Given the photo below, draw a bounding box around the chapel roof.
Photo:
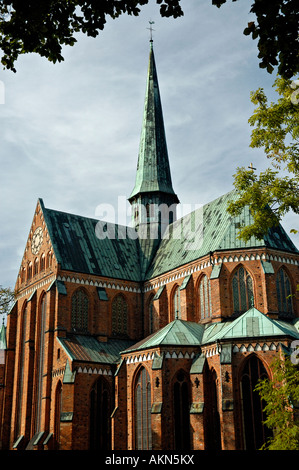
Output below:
[121,308,299,355]
[122,319,205,353]
[57,334,134,364]
[202,307,299,344]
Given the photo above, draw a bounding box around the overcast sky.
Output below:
[1,0,298,289]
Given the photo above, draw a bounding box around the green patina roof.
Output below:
[40,189,298,284]
[121,308,299,355]
[145,189,298,279]
[40,199,142,282]
[202,307,299,344]
[123,319,205,353]
[129,43,178,202]
[58,335,134,364]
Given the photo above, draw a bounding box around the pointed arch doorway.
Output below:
[240,355,272,450]
[89,377,111,450]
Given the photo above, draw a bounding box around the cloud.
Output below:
[0,0,298,288]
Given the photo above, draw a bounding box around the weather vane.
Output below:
[147,20,155,42]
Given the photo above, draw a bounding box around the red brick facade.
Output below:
[1,44,299,452]
[0,200,298,450]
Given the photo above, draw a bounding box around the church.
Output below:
[0,40,299,451]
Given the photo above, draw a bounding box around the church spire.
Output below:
[129,40,179,238]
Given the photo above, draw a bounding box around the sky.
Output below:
[1,0,298,290]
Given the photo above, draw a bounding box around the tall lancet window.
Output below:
[232,266,254,315]
[71,289,89,332]
[135,367,152,450]
[199,275,212,320]
[16,303,28,438]
[112,294,128,337]
[276,268,293,317]
[173,286,181,320]
[35,293,47,433]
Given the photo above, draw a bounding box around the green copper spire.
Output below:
[129,42,179,203]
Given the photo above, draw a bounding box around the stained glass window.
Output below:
[71,289,89,332]
[276,268,293,317]
[111,294,128,336]
[135,367,152,450]
[232,266,254,315]
[173,286,181,319]
[199,275,212,320]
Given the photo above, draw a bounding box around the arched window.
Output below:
[135,367,152,450]
[40,253,45,272]
[173,371,190,450]
[203,365,221,450]
[71,289,89,332]
[111,294,128,337]
[240,355,272,450]
[198,275,212,320]
[21,267,26,284]
[276,268,293,317]
[27,262,32,281]
[47,251,52,269]
[173,286,181,320]
[34,258,39,276]
[232,266,254,315]
[89,377,111,450]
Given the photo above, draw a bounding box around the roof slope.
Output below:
[145,190,298,279]
[122,309,299,355]
[202,307,299,344]
[58,335,134,364]
[40,199,142,282]
[123,319,205,353]
[39,189,297,283]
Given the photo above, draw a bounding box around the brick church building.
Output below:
[1,41,299,451]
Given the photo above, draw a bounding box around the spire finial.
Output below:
[147,20,155,43]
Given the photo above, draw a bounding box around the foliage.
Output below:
[255,354,299,450]
[0,285,15,316]
[0,1,298,76]
[213,0,299,78]
[0,0,183,72]
[227,75,299,241]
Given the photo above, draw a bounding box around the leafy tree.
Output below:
[213,0,299,78]
[0,285,15,317]
[0,1,298,76]
[255,354,299,450]
[227,75,299,241]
